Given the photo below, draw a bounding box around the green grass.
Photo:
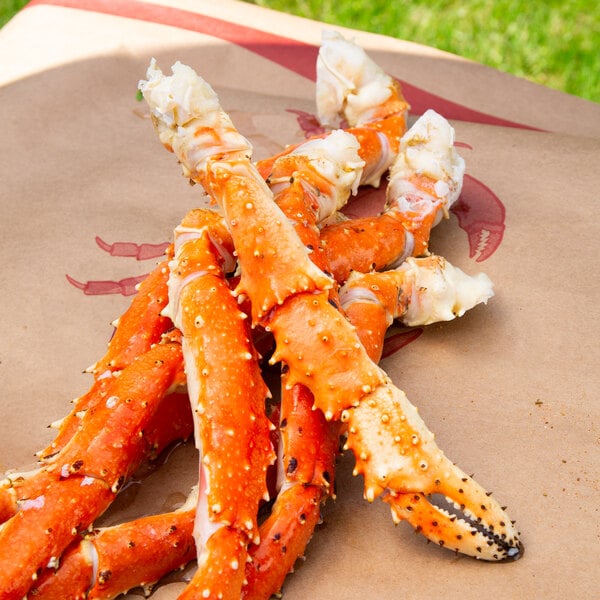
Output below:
[1,0,598,102]
[247,0,600,103]
[0,0,27,27]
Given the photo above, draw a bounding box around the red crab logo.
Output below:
[452,174,505,262]
[66,237,170,296]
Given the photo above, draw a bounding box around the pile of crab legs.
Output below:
[0,31,522,600]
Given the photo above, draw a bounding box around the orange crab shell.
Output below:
[266,291,386,421]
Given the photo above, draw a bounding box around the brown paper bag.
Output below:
[1,1,598,598]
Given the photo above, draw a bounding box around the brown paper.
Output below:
[1,1,598,598]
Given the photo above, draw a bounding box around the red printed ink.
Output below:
[382,329,423,359]
[65,274,148,296]
[95,237,169,261]
[285,109,328,137]
[451,175,505,262]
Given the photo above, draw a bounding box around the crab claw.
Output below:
[386,471,522,561]
[344,383,523,561]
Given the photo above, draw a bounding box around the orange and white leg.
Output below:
[163,209,275,600]
[0,247,188,524]
[193,100,491,597]
[38,253,174,463]
[242,135,359,598]
[0,385,192,529]
[140,63,333,323]
[340,255,494,362]
[27,487,197,600]
[242,380,339,600]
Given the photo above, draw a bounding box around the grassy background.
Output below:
[0,0,26,27]
[249,0,599,104]
[1,0,598,103]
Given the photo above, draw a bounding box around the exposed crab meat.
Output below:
[263,129,365,222]
[388,108,465,227]
[256,30,409,195]
[340,255,494,361]
[320,108,466,282]
[315,31,409,186]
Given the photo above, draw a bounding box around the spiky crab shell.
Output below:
[165,211,275,542]
[267,291,386,421]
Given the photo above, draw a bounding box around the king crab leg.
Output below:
[256,29,410,192]
[0,251,191,529]
[163,208,275,600]
[41,255,174,462]
[0,385,192,527]
[340,257,494,363]
[243,380,339,600]
[241,131,362,599]
[139,59,523,563]
[243,114,492,596]
[0,334,185,599]
[27,487,197,600]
